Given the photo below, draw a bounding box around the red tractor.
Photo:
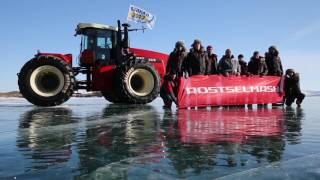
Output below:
[18,21,169,106]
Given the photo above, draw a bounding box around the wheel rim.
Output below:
[30,65,65,97]
[128,69,155,97]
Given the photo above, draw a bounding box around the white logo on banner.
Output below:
[127,4,156,29]
[186,86,279,95]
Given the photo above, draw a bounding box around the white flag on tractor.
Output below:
[127,4,156,29]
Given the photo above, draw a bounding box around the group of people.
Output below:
[160,39,305,108]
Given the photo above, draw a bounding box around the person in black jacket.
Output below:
[248,51,268,76]
[284,69,305,107]
[185,39,207,76]
[238,54,248,76]
[205,45,218,75]
[160,74,178,109]
[166,41,187,77]
[265,46,283,76]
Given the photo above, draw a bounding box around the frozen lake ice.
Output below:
[0,97,320,179]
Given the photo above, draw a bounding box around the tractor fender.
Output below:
[36,53,73,65]
[129,48,169,79]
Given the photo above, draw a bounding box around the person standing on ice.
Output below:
[218,49,240,76]
[284,69,305,107]
[166,41,187,77]
[248,51,268,76]
[185,39,207,76]
[160,74,178,109]
[265,46,283,76]
[205,45,218,75]
[231,55,241,76]
[238,54,248,76]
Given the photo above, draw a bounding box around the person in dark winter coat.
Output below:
[265,46,283,76]
[160,74,178,108]
[238,54,248,76]
[248,51,268,76]
[166,41,187,77]
[218,49,239,76]
[205,45,218,75]
[284,69,305,107]
[185,39,207,76]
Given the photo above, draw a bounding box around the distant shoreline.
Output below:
[0,91,22,98]
[0,91,102,98]
[1,91,319,98]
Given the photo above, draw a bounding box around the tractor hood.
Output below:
[129,48,168,62]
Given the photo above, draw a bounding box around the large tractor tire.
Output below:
[18,56,75,106]
[116,62,161,104]
[101,91,122,103]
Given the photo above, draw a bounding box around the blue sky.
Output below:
[1,0,319,91]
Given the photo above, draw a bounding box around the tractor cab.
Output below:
[75,23,118,66]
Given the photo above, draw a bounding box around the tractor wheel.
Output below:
[116,62,160,104]
[18,56,75,106]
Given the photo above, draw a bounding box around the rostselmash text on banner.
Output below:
[127,4,156,29]
[177,75,285,108]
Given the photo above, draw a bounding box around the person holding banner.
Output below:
[166,41,187,77]
[232,56,241,76]
[185,39,207,76]
[265,46,283,76]
[238,54,249,76]
[218,49,239,76]
[160,74,178,109]
[248,51,268,76]
[205,45,218,75]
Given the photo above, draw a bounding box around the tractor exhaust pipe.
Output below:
[116,20,122,65]
[122,23,130,49]
[116,20,131,65]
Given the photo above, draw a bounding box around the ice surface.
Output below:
[0,97,320,179]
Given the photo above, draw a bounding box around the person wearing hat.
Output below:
[185,39,207,76]
[248,51,268,76]
[238,54,248,76]
[218,49,240,76]
[265,46,283,76]
[284,69,305,107]
[205,45,218,75]
[166,41,187,77]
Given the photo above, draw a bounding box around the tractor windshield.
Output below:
[80,29,116,65]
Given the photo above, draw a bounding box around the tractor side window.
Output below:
[81,35,95,51]
[81,36,88,51]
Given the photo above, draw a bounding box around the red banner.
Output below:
[177,75,284,108]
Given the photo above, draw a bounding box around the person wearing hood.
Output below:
[185,39,208,76]
[205,45,218,75]
[218,49,240,76]
[238,54,248,76]
[248,51,268,76]
[284,69,305,107]
[265,46,283,76]
[166,41,187,77]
